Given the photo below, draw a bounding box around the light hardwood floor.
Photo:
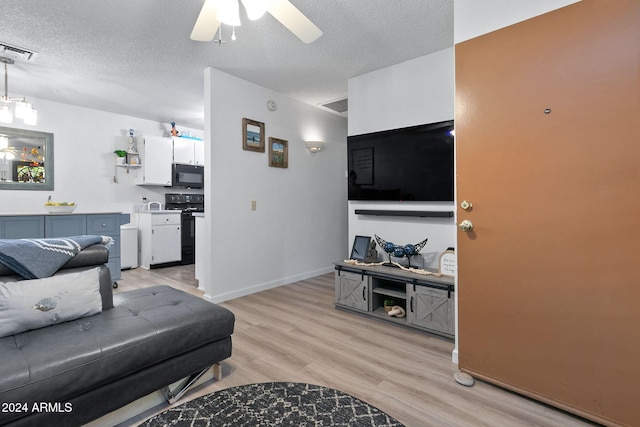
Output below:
[110,266,597,427]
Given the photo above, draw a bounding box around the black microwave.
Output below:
[171,163,204,189]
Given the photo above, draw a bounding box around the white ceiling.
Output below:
[1,0,453,129]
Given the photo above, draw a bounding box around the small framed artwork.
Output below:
[242,118,265,152]
[350,235,371,261]
[268,137,288,168]
[438,250,456,277]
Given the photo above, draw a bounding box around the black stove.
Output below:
[165,193,204,265]
[165,193,204,212]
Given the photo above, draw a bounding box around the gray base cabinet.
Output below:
[0,213,130,281]
[0,216,44,238]
[335,270,369,312]
[45,215,87,237]
[334,261,455,339]
[407,285,455,336]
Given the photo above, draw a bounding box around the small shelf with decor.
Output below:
[113,150,142,182]
[115,150,142,167]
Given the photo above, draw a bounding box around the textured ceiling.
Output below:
[0,0,453,129]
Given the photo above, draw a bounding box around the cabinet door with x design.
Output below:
[407,285,454,336]
[334,270,369,312]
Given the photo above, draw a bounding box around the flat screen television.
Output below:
[347,120,454,202]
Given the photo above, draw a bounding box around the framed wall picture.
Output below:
[438,250,456,277]
[350,235,371,261]
[268,137,288,168]
[242,118,265,152]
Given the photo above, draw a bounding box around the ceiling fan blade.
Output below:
[190,0,221,41]
[266,0,322,43]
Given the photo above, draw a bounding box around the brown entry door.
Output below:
[455,1,640,425]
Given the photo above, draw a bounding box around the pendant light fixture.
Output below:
[0,57,37,126]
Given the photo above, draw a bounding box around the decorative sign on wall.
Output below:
[439,250,456,277]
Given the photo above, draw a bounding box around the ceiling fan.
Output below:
[190,0,322,44]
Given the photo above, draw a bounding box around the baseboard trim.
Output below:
[204,266,334,303]
[451,347,459,364]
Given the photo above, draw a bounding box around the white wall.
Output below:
[348,48,455,137]
[347,47,456,265]
[0,97,201,217]
[454,0,582,44]
[202,68,348,302]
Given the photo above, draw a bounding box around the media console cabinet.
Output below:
[334,261,455,339]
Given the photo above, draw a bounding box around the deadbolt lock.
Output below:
[459,220,474,232]
[460,200,473,210]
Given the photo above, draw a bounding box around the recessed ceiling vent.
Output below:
[321,98,348,114]
[0,42,38,62]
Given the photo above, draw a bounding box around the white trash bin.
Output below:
[120,224,138,269]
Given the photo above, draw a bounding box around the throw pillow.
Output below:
[0,267,102,338]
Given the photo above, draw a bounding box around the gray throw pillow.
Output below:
[0,267,102,337]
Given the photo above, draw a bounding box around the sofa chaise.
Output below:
[0,240,235,426]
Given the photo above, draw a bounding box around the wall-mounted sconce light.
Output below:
[305,140,324,153]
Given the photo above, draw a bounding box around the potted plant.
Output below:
[383,299,395,312]
[114,149,127,164]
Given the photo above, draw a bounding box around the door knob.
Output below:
[460,200,472,210]
[459,220,474,232]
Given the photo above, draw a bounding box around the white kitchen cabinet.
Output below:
[138,212,181,269]
[173,137,205,166]
[136,136,173,186]
[173,137,194,164]
[194,139,205,165]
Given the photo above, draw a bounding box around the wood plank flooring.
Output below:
[107,266,597,427]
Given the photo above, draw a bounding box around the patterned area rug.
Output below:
[141,382,404,426]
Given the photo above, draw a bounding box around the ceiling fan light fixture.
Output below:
[217,0,242,27]
[191,0,321,44]
[241,0,268,20]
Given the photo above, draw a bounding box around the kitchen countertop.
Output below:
[0,211,129,216]
[137,210,181,214]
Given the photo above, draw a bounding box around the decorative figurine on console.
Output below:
[364,240,379,263]
[387,305,406,318]
[374,235,429,268]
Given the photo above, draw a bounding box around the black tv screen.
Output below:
[348,120,454,202]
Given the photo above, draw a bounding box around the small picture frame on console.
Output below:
[350,235,371,261]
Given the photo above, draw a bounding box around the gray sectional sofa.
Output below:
[0,243,235,426]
